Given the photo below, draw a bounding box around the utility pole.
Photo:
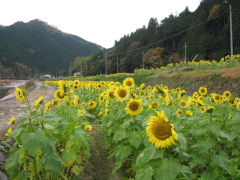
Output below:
[224,1,233,56]
[69,62,72,77]
[173,10,178,17]
[142,51,145,69]
[105,52,108,75]
[229,5,233,56]
[183,43,188,63]
[116,56,119,74]
[81,65,83,76]
[86,62,87,77]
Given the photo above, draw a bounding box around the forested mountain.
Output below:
[0,19,104,78]
[73,0,240,76]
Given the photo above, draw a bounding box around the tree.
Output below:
[143,47,165,69]
[207,5,220,20]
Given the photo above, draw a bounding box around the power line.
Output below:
[107,9,231,58]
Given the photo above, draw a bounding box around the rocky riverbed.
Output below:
[0,82,56,138]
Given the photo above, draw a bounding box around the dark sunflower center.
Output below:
[181,102,186,106]
[215,95,220,100]
[57,91,64,99]
[151,103,157,109]
[126,81,132,86]
[129,102,139,111]
[201,89,205,93]
[119,89,127,97]
[153,119,171,140]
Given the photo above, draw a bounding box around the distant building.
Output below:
[73,72,81,76]
[40,74,52,79]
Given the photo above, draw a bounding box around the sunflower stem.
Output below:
[33,156,39,180]
[26,98,34,132]
[132,116,136,131]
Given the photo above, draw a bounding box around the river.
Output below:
[0,80,28,99]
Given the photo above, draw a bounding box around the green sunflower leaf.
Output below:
[127,131,141,148]
[62,149,76,164]
[177,132,187,151]
[21,129,44,156]
[112,144,131,173]
[136,145,164,170]
[42,151,63,174]
[180,165,193,180]
[10,169,28,180]
[220,131,236,141]
[200,171,216,180]
[5,146,20,172]
[113,130,126,143]
[135,165,154,180]
[153,158,181,180]
[197,136,215,154]
[210,151,229,171]
[42,113,63,122]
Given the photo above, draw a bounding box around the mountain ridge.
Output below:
[0,19,104,78]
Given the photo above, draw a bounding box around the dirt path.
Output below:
[0,82,56,138]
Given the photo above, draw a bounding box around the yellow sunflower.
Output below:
[125,99,143,116]
[73,80,80,85]
[88,101,97,109]
[198,86,208,96]
[206,106,215,113]
[34,96,44,106]
[212,93,221,102]
[146,111,178,149]
[105,108,109,116]
[73,84,79,90]
[77,109,85,116]
[123,78,135,88]
[114,86,130,102]
[53,89,65,101]
[180,100,188,108]
[192,92,199,98]
[8,117,15,125]
[45,100,55,111]
[200,106,207,113]
[223,91,231,100]
[186,110,193,116]
[148,102,158,110]
[176,110,183,116]
[147,86,153,91]
[14,87,25,102]
[237,102,240,111]
[197,98,204,106]
[5,128,13,136]
[84,125,92,131]
[140,83,145,88]
[98,112,103,117]
[130,91,138,99]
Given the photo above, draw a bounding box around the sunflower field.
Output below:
[3,75,240,180]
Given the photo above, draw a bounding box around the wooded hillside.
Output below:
[73,0,240,76]
[0,19,104,78]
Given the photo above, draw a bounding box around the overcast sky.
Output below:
[1,0,200,48]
